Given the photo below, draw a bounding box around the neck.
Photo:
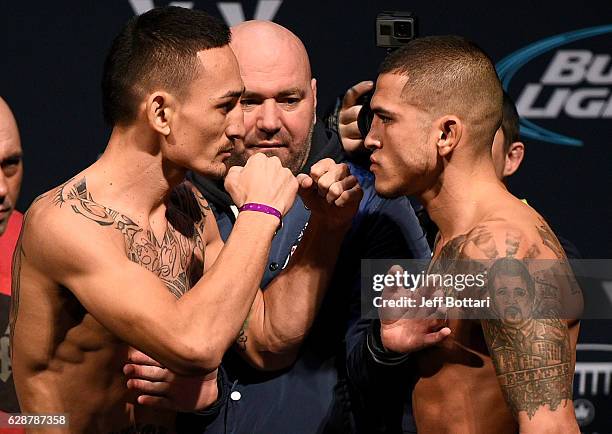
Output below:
[87,124,186,218]
[418,152,507,244]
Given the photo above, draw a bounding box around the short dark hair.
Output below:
[500,91,520,153]
[379,35,503,150]
[101,6,231,126]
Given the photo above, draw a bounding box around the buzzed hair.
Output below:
[102,6,231,126]
[501,91,520,153]
[379,35,503,150]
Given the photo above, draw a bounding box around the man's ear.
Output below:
[146,91,175,136]
[311,78,317,124]
[435,115,462,157]
[503,141,525,177]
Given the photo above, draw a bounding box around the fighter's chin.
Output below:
[191,161,229,180]
[373,178,404,199]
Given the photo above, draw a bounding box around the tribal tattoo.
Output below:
[54,178,207,298]
[433,223,576,420]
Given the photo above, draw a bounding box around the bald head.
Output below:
[0,97,23,235]
[231,21,311,79]
[225,21,317,175]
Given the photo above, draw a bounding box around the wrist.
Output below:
[235,209,281,234]
[367,320,412,365]
[238,202,283,234]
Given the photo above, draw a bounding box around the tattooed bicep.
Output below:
[481,255,579,420]
[482,316,573,420]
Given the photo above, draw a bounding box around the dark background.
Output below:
[1,1,610,431]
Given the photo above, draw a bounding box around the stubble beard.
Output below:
[224,124,313,175]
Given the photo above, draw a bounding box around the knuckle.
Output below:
[331,182,344,196]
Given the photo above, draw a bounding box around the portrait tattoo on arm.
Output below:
[477,225,574,420]
[434,223,576,420]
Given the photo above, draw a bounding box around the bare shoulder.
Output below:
[21,177,126,275]
[461,202,566,261]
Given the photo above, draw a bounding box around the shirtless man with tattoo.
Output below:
[365,36,582,433]
[10,7,361,433]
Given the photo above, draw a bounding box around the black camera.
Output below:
[375,11,418,48]
[357,12,418,138]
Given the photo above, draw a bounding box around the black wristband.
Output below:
[366,320,412,366]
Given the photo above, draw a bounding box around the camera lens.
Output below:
[393,21,413,39]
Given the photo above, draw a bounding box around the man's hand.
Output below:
[225,153,298,216]
[296,158,362,229]
[124,349,218,412]
[338,80,374,154]
[379,265,451,353]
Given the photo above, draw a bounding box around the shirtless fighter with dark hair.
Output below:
[365,35,582,433]
[10,7,361,433]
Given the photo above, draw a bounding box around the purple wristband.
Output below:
[238,202,282,221]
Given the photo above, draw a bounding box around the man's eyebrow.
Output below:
[276,88,305,98]
[217,88,245,100]
[3,151,22,159]
[372,107,397,118]
[0,151,23,163]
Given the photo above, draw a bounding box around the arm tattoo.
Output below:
[434,223,575,420]
[482,315,572,419]
[236,312,251,351]
[536,219,565,260]
[481,230,573,419]
[505,229,522,257]
[468,225,500,259]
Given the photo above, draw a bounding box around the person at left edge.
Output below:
[0,96,25,434]
[125,20,430,433]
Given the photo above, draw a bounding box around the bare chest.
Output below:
[117,214,205,298]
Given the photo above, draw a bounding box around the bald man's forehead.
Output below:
[230,21,312,79]
[0,100,20,155]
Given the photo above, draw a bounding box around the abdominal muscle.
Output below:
[14,305,176,434]
[411,319,517,434]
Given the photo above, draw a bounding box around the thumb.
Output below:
[422,327,452,347]
[296,173,313,189]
